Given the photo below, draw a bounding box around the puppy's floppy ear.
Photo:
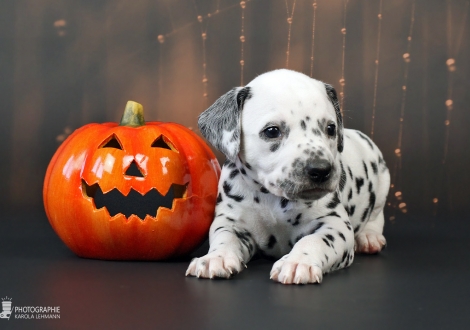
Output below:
[324,83,344,152]
[198,86,251,161]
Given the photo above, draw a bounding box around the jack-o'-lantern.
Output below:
[43,101,220,260]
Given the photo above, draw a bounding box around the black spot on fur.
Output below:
[341,250,348,263]
[229,169,240,179]
[267,235,277,249]
[240,168,247,175]
[223,181,245,202]
[216,193,222,205]
[324,254,329,262]
[227,204,233,209]
[355,177,364,194]
[327,192,341,209]
[348,166,353,180]
[292,213,302,226]
[224,160,237,168]
[371,161,378,174]
[280,198,289,208]
[310,222,325,234]
[245,162,252,170]
[214,226,224,233]
[322,238,331,247]
[338,232,346,241]
[348,188,353,201]
[325,234,335,243]
[226,217,235,222]
[270,143,280,152]
[363,161,369,179]
[234,229,254,255]
[260,186,269,194]
[346,205,356,216]
[254,196,260,203]
[339,162,347,191]
[369,181,373,192]
[357,131,374,149]
[327,211,341,218]
[300,120,307,130]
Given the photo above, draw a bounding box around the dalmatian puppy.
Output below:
[186,69,390,285]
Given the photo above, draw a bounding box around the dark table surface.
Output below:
[1,211,469,330]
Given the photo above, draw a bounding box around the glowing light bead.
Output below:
[240,1,246,9]
[395,191,402,197]
[202,77,208,83]
[445,120,450,126]
[203,93,208,97]
[378,14,382,19]
[446,58,456,71]
[445,99,453,110]
[403,53,410,63]
[240,60,245,65]
[313,2,317,9]
[395,148,401,156]
[157,35,165,44]
[240,35,245,42]
[341,28,346,34]
[375,59,379,65]
[287,17,293,24]
[408,36,412,41]
[339,78,345,86]
[402,85,407,91]
[201,33,207,40]
[433,198,439,204]
[197,15,203,23]
[399,202,406,209]
[54,19,67,27]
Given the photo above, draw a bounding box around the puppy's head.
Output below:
[198,69,344,200]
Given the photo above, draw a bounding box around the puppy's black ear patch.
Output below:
[324,83,344,152]
[198,87,251,161]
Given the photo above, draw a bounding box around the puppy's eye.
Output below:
[327,124,336,136]
[263,126,281,139]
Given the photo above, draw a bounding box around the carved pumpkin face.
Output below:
[43,101,220,260]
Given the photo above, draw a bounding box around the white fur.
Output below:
[186,69,390,285]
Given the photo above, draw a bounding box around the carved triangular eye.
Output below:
[125,160,145,178]
[100,134,123,150]
[151,136,172,150]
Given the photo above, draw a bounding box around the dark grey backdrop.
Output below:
[1,0,469,217]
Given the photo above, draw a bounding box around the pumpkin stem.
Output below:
[120,101,145,127]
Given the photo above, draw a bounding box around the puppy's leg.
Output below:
[270,216,354,285]
[186,220,254,279]
[355,210,386,254]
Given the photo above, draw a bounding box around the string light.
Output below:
[389,0,416,219]
[240,1,246,86]
[370,0,383,139]
[285,0,297,68]
[310,1,318,77]
[339,0,348,115]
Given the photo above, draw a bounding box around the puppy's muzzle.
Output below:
[306,160,332,184]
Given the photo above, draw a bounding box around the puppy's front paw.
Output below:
[185,251,246,279]
[270,254,323,285]
[355,230,386,254]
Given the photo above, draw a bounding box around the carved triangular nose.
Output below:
[125,160,145,177]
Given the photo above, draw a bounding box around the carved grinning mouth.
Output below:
[81,180,188,220]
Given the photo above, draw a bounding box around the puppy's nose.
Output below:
[306,160,332,183]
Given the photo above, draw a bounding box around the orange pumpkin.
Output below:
[43,101,220,260]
